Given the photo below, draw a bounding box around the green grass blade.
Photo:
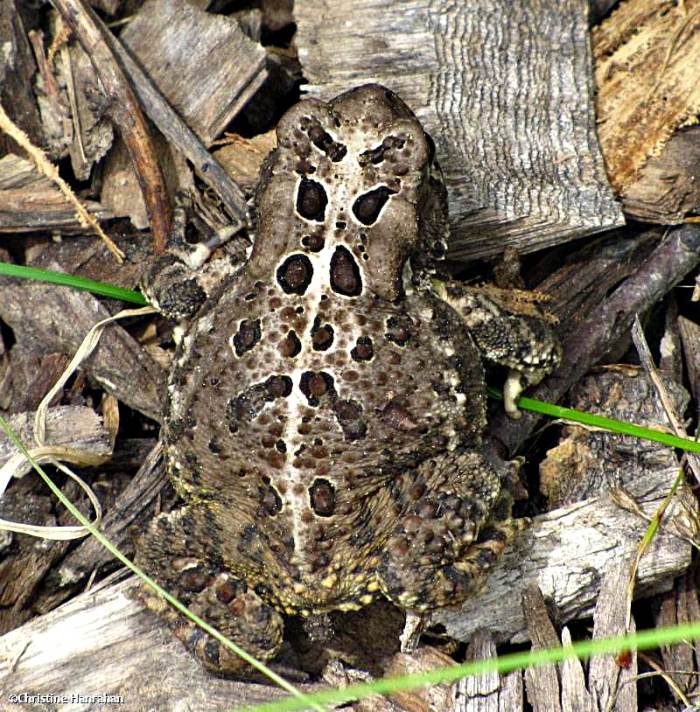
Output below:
[487,386,700,454]
[242,616,700,712]
[0,262,148,305]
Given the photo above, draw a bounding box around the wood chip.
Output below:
[212,131,277,194]
[429,464,696,645]
[539,366,688,507]
[0,268,165,422]
[384,647,456,712]
[619,127,700,223]
[0,0,43,156]
[593,0,700,193]
[678,317,700,403]
[0,577,322,709]
[560,628,594,712]
[588,560,637,711]
[522,584,561,712]
[120,0,268,146]
[0,406,110,469]
[458,630,524,711]
[0,154,111,233]
[655,566,700,702]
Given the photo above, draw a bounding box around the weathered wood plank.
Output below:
[593,0,700,194]
[0,577,315,711]
[0,406,110,469]
[460,630,524,711]
[0,267,165,422]
[523,584,561,712]
[0,155,111,233]
[588,560,637,711]
[296,0,623,260]
[618,127,700,224]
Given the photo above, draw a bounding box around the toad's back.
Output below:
[163,86,486,612]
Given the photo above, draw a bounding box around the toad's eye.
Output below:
[352,186,396,226]
[297,178,328,221]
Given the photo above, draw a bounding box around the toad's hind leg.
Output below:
[437,284,561,418]
[377,451,527,610]
[135,508,283,675]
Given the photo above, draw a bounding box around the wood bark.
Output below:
[618,127,700,224]
[0,1,44,158]
[587,560,637,711]
[655,566,700,703]
[459,630,524,711]
[489,224,700,458]
[0,155,111,233]
[593,0,700,194]
[523,584,562,712]
[101,9,254,229]
[295,0,623,260]
[0,406,109,469]
[120,0,268,147]
[52,0,172,254]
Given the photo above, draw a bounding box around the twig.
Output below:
[631,315,700,480]
[101,18,250,229]
[0,102,124,261]
[51,0,172,254]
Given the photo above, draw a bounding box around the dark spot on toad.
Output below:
[300,371,335,406]
[301,233,325,252]
[277,254,313,295]
[332,398,367,441]
[233,318,261,357]
[309,478,336,517]
[266,375,293,398]
[296,178,328,221]
[311,318,334,351]
[351,336,374,361]
[260,482,283,516]
[330,246,362,297]
[352,186,396,225]
[305,121,347,162]
[279,330,302,358]
[385,315,413,346]
[358,136,406,166]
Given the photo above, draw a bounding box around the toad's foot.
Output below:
[142,193,245,321]
[136,509,283,675]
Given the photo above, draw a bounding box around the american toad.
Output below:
[137,85,560,674]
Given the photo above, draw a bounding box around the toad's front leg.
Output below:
[436,283,561,418]
[142,194,247,321]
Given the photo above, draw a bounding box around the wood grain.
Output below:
[295,0,623,260]
[593,0,700,193]
[120,0,268,147]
